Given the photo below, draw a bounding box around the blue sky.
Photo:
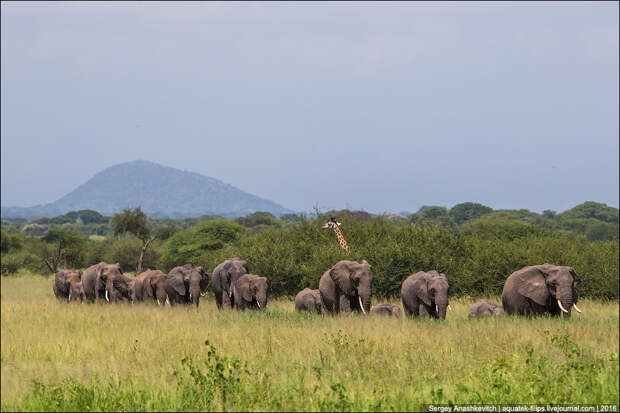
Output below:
[1,2,618,214]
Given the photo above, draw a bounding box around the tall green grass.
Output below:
[1,275,618,411]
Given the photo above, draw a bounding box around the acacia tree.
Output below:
[111,207,172,274]
[38,228,86,274]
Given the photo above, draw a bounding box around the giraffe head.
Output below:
[322,216,342,230]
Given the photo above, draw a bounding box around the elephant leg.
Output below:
[419,303,430,318]
[339,294,352,314]
[222,291,232,309]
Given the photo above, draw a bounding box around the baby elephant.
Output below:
[468,300,504,319]
[53,269,86,303]
[370,304,402,318]
[295,288,322,314]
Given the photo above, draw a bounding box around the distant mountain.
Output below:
[1,160,294,219]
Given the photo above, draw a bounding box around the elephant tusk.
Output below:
[358,296,367,315]
[572,303,582,313]
[201,291,208,297]
[229,290,233,297]
[435,304,439,313]
[256,300,261,309]
[105,290,110,302]
[448,304,452,310]
[557,299,569,313]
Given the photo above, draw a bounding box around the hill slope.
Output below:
[1,160,293,218]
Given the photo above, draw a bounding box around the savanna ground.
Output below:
[1,274,618,411]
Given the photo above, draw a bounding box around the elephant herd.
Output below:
[53,257,584,319]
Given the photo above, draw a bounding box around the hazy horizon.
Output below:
[2,2,618,214]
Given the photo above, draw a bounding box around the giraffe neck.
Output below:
[332,226,350,252]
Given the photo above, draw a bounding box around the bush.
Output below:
[0,251,40,274]
[103,238,161,273]
[159,219,245,271]
[196,216,618,299]
[1,230,22,252]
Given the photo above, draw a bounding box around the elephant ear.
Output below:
[197,267,209,292]
[240,277,254,302]
[55,271,69,295]
[515,266,549,306]
[412,275,431,306]
[143,278,155,298]
[329,262,355,296]
[167,274,186,296]
[569,268,582,286]
[239,259,249,274]
[569,267,581,301]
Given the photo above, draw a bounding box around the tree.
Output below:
[409,206,454,228]
[38,228,87,274]
[159,219,244,271]
[111,207,167,274]
[449,202,493,225]
[558,202,619,224]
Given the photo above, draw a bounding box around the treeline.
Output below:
[2,201,618,241]
[1,202,618,299]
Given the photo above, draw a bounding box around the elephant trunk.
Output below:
[256,292,267,310]
[190,287,200,308]
[357,287,371,315]
[435,294,449,319]
[557,287,573,319]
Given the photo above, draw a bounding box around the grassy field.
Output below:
[1,274,618,411]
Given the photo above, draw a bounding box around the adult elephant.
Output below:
[105,271,134,303]
[53,269,86,303]
[211,258,249,309]
[401,270,450,319]
[165,264,209,308]
[319,260,374,315]
[502,264,582,318]
[81,262,123,303]
[231,274,269,310]
[294,288,322,314]
[370,303,402,318]
[468,300,504,319]
[132,269,167,305]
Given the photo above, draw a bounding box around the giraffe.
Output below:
[322,216,350,253]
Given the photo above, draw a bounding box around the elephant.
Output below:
[468,300,504,319]
[81,262,123,303]
[231,274,269,310]
[294,288,322,314]
[53,269,86,303]
[131,269,167,305]
[370,303,402,318]
[401,270,450,319]
[165,264,209,307]
[211,258,249,309]
[502,263,582,318]
[105,271,134,303]
[319,260,374,315]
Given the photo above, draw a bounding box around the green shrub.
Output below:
[1,230,23,252]
[159,219,244,271]
[102,238,161,273]
[196,216,618,299]
[0,251,40,274]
